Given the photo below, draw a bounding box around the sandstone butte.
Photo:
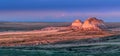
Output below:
[71,19,83,29]
[71,17,107,31]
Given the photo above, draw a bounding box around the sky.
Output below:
[0,0,120,22]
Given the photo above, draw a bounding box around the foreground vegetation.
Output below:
[1,45,120,56]
[0,34,120,56]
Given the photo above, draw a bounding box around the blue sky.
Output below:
[0,0,120,22]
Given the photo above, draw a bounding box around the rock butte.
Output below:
[71,19,83,29]
[41,17,107,31]
[71,17,107,31]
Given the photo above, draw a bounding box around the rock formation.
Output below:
[71,17,107,31]
[71,19,83,30]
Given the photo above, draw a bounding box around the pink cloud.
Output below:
[0,10,120,18]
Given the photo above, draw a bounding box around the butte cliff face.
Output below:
[71,19,83,30]
[71,17,107,31]
[71,19,83,27]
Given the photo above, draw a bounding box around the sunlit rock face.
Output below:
[71,19,83,29]
[71,17,107,31]
[82,17,106,31]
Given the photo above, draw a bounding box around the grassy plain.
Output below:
[0,22,120,56]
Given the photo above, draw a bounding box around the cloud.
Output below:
[0,10,120,18]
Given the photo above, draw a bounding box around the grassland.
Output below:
[1,42,120,56]
[0,31,120,56]
[0,22,120,56]
[0,22,70,31]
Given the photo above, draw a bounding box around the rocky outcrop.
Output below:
[71,19,83,30]
[81,17,106,31]
[71,17,107,31]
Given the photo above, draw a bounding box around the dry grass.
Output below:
[0,22,119,47]
[0,30,114,47]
